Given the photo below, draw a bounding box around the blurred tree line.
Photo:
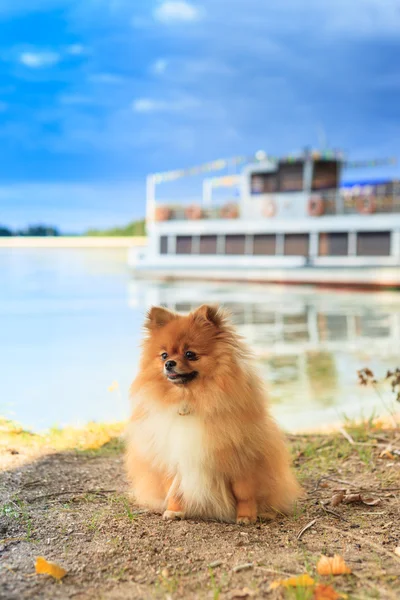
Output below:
[85,219,146,237]
[0,219,146,237]
[0,225,60,236]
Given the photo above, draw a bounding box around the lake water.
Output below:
[1,247,399,433]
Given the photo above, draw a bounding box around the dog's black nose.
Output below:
[165,360,176,371]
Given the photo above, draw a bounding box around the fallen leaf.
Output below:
[107,381,119,392]
[360,496,381,506]
[342,493,361,504]
[314,583,347,599]
[269,573,315,589]
[317,555,351,576]
[380,447,395,460]
[35,557,67,580]
[314,584,339,600]
[340,493,381,507]
[331,491,345,507]
[394,547,400,558]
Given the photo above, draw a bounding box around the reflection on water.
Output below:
[129,280,400,431]
[1,248,399,432]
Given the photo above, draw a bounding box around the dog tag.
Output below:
[178,402,191,416]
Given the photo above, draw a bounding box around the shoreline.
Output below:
[0,236,147,248]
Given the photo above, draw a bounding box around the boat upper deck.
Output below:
[149,153,400,224]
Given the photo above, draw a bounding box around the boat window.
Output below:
[356,231,391,256]
[284,234,309,256]
[312,160,339,191]
[250,172,277,194]
[160,236,168,254]
[277,161,304,192]
[199,235,217,254]
[253,234,276,255]
[176,236,192,254]
[319,233,348,256]
[225,235,246,255]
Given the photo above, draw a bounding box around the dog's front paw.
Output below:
[162,510,185,521]
[236,516,256,525]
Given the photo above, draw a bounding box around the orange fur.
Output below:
[125,304,302,523]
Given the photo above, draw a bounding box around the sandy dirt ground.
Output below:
[0,423,399,600]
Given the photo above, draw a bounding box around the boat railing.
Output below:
[153,185,400,221]
[155,202,240,222]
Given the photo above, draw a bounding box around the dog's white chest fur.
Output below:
[133,402,210,505]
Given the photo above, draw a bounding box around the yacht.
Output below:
[128,151,400,288]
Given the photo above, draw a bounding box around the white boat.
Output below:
[128,151,400,288]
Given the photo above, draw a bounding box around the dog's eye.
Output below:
[161,352,168,360]
[185,351,196,360]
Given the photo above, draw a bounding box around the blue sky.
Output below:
[0,0,400,232]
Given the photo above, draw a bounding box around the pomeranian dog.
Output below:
[125,304,301,524]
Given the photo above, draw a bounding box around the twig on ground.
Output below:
[296,518,317,540]
[254,566,294,577]
[319,501,348,521]
[232,563,253,573]
[339,428,355,445]
[309,476,357,493]
[319,523,400,563]
[26,489,117,502]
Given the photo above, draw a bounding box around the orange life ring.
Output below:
[155,206,171,221]
[263,199,276,218]
[220,203,239,218]
[356,195,376,214]
[308,196,324,216]
[185,204,202,219]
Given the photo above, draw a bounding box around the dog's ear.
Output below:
[190,304,226,328]
[144,306,177,330]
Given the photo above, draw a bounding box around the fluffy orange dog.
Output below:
[125,304,301,523]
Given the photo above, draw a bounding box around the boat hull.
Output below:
[128,262,400,289]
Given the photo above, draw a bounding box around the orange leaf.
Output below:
[35,557,67,580]
[269,573,315,589]
[314,584,339,599]
[379,447,395,460]
[317,555,351,576]
[313,583,348,599]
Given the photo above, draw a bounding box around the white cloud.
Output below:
[151,59,168,75]
[19,51,60,68]
[66,44,85,55]
[324,0,400,37]
[153,1,203,24]
[132,96,199,113]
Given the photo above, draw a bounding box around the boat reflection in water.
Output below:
[128,280,400,432]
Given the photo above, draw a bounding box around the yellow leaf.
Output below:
[317,555,351,576]
[35,556,67,580]
[269,573,315,589]
[107,381,119,392]
[269,580,281,590]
